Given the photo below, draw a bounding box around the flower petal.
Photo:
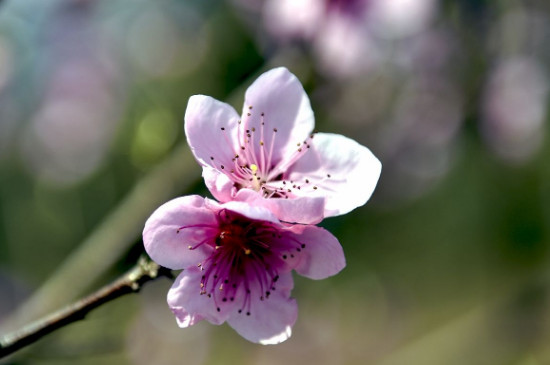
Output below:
[242,67,314,168]
[184,95,241,171]
[288,224,345,280]
[227,272,297,344]
[213,198,282,225]
[286,132,381,217]
[168,267,236,327]
[202,166,236,203]
[234,188,326,224]
[143,195,217,270]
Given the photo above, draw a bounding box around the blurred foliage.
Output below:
[1,0,550,364]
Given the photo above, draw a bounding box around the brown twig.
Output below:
[0,257,172,359]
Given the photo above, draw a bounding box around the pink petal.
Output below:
[234,188,326,224]
[242,67,314,169]
[214,198,282,225]
[184,95,241,172]
[226,272,297,344]
[287,132,381,217]
[143,195,217,270]
[202,166,236,203]
[168,267,236,327]
[288,224,345,280]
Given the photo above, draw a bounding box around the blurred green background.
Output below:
[1,0,550,364]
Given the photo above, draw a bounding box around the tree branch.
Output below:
[0,257,172,359]
[3,142,199,334]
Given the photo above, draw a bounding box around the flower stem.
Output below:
[0,257,172,359]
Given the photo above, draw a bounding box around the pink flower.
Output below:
[185,67,381,224]
[143,195,345,344]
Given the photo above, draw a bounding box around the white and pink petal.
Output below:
[202,166,236,203]
[143,195,217,270]
[233,188,326,224]
[288,224,345,280]
[218,199,282,225]
[242,68,315,168]
[286,132,381,217]
[168,267,237,327]
[185,95,241,171]
[226,272,297,344]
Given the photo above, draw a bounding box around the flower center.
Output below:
[179,209,306,315]
[214,108,315,198]
[215,224,252,255]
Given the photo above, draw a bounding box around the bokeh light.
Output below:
[1,0,550,364]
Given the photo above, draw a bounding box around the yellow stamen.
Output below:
[250,164,261,191]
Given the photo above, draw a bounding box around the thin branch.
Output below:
[3,142,199,333]
[0,257,172,359]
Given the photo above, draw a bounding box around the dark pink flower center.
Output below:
[179,209,306,315]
